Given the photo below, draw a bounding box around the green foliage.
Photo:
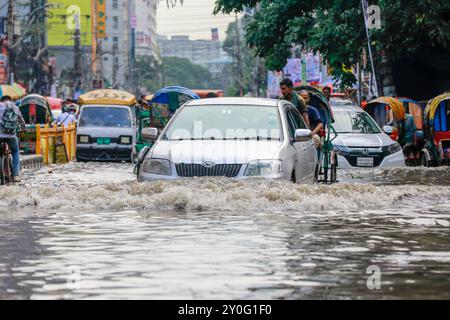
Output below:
[161,56,216,90]
[214,0,450,87]
[222,18,261,96]
[135,55,162,93]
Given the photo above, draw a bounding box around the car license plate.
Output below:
[357,157,374,167]
[97,137,111,145]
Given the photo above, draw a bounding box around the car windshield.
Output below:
[333,110,381,134]
[162,105,282,141]
[79,106,131,128]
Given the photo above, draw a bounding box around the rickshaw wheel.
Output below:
[331,164,337,183]
[0,157,4,185]
[322,154,329,183]
[420,153,430,167]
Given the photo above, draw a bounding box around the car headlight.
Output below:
[120,136,132,145]
[142,159,172,175]
[244,160,282,177]
[384,143,402,155]
[333,145,351,156]
[78,135,90,144]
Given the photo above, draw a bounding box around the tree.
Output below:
[222,17,265,96]
[214,0,450,97]
[135,55,163,93]
[161,56,216,90]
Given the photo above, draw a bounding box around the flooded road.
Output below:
[1,163,449,299]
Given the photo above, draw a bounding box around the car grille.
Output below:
[175,163,242,177]
[344,155,385,167]
[343,147,389,167]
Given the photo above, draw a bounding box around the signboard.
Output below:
[211,28,219,41]
[47,0,92,46]
[306,53,321,82]
[283,58,302,85]
[267,71,283,98]
[96,0,106,39]
[92,80,103,89]
[130,15,137,29]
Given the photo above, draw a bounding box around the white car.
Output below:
[137,97,318,183]
[330,98,355,107]
[332,105,405,168]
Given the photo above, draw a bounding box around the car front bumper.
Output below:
[337,150,405,169]
[137,163,288,182]
[77,144,133,162]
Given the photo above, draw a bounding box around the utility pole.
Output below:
[73,12,82,94]
[361,0,379,97]
[112,43,118,88]
[234,14,244,97]
[130,0,137,95]
[7,0,14,84]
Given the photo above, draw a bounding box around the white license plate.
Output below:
[357,157,374,167]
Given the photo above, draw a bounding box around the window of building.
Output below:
[113,16,119,29]
[113,0,118,9]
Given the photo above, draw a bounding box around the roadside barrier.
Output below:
[35,123,77,165]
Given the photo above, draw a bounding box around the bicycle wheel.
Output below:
[6,155,13,184]
[0,155,5,185]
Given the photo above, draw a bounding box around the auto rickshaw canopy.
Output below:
[19,94,54,124]
[366,97,405,121]
[425,92,450,121]
[78,89,137,106]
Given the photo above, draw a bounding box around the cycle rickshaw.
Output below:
[295,85,338,184]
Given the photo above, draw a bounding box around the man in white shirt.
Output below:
[55,104,77,127]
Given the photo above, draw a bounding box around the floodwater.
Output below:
[0,162,449,299]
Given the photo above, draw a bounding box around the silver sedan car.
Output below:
[332,105,406,168]
[136,98,318,184]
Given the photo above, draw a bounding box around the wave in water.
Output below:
[1,178,449,213]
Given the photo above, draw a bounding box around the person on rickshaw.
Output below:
[398,113,417,160]
[280,78,310,128]
[322,86,332,102]
[299,90,324,149]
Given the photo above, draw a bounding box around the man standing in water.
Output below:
[280,78,310,128]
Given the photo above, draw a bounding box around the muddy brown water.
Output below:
[0,163,449,299]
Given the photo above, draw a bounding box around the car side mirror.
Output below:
[383,125,394,135]
[295,129,312,142]
[142,127,158,140]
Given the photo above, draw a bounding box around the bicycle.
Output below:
[0,139,14,185]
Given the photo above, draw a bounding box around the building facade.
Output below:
[134,0,158,57]
[157,35,230,75]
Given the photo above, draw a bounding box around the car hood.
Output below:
[150,140,284,164]
[333,133,395,148]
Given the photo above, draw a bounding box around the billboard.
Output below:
[267,71,283,98]
[47,0,92,46]
[306,53,321,82]
[283,58,302,85]
[96,0,106,39]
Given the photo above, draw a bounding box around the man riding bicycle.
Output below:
[0,95,27,182]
